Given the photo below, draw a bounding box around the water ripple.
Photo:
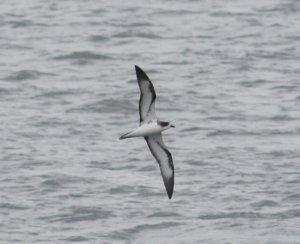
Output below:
[111,222,181,241]
[53,51,112,63]
[2,70,55,81]
[40,206,115,223]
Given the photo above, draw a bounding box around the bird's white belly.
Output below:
[131,122,163,137]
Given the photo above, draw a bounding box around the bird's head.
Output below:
[158,121,175,130]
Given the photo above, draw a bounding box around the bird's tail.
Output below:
[119,130,134,140]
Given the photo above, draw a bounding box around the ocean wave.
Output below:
[53,51,112,62]
[39,206,115,223]
[2,70,55,81]
[0,203,30,210]
[111,222,181,241]
[88,35,109,42]
[67,98,136,114]
[113,31,162,39]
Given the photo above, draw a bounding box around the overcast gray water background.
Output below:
[1,0,300,243]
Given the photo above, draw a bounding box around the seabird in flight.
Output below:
[120,65,175,199]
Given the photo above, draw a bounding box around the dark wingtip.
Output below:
[135,65,141,71]
[165,176,174,200]
[135,65,150,81]
[135,65,141,74]
[167,188,173,199]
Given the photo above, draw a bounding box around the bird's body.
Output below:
[120,121,172,139]
[120,65,175,199]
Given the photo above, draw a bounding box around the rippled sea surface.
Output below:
[1,0,300,243]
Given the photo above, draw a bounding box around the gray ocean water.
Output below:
[1,0,300,243]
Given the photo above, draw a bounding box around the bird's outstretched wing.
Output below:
[135,65,157,124]
[145,133,174,199]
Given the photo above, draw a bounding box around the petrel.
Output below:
[120,65,175,199]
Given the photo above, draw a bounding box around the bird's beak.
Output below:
[171,124,175,128]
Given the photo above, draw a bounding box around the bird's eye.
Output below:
[158,121,169,127]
